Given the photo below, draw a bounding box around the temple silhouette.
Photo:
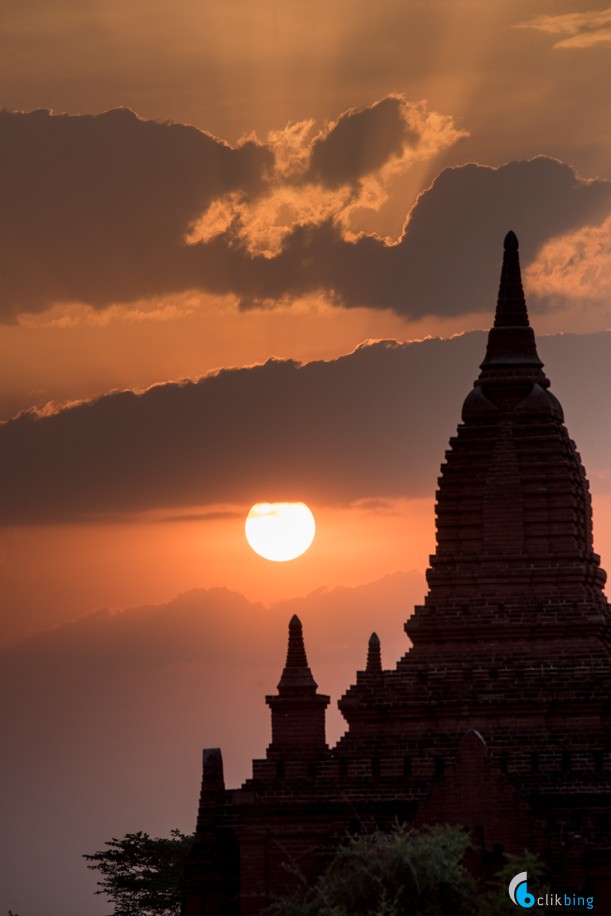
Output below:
[183,233,611,913]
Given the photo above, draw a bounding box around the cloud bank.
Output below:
[2,330,611,524]
[3,102,611,320]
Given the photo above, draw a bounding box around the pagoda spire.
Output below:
[410,228,606,646]
[494,230,529,328]
[266,615,330,759]
[366,632,382,674]
[478,230,545,387]
[277,614,318,695]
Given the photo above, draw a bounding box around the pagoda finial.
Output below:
[285,614,308,668]
[366,632,382,674]
[277,614,318,694]
[504,230,518,251]
[477,231,545,384]
[494,230,529,329]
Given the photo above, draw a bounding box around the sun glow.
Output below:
[245,502,316,562]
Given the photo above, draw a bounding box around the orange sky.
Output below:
[3,2,611,914]
[0,499,434,644]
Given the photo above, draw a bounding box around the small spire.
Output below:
[266,615,330,755]
[277,614,318,694]
[284,614,309,668]
[494,230,529,328]
[199,747,225,813]
[202,748,225,793]
[196,747,226,836]
[366,632,382,674]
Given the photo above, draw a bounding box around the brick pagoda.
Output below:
[183,232,611,914]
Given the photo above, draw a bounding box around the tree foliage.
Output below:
[83,822,545,916]
[83,829,193,916]
[270,823,545,916]
[271,823,479,916]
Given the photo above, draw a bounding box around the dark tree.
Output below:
[84,829,193,916]
[270,823,545,916]
[271,823,480,916]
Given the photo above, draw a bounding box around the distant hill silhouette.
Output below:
[0,571,424,916]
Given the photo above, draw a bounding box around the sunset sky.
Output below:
[3,2,611,914]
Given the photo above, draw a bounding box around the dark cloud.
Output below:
[3,103,609,320]
[0,337,476,522]
[0,572,424,916]
[0,107,271,318]
[2,330,611,524]
[394,157,611,315]
[212,157,611,314]
[306,96,416,186]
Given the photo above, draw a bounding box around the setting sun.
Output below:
[245,502,316,562]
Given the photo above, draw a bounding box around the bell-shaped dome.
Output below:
[407,232,607,644]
